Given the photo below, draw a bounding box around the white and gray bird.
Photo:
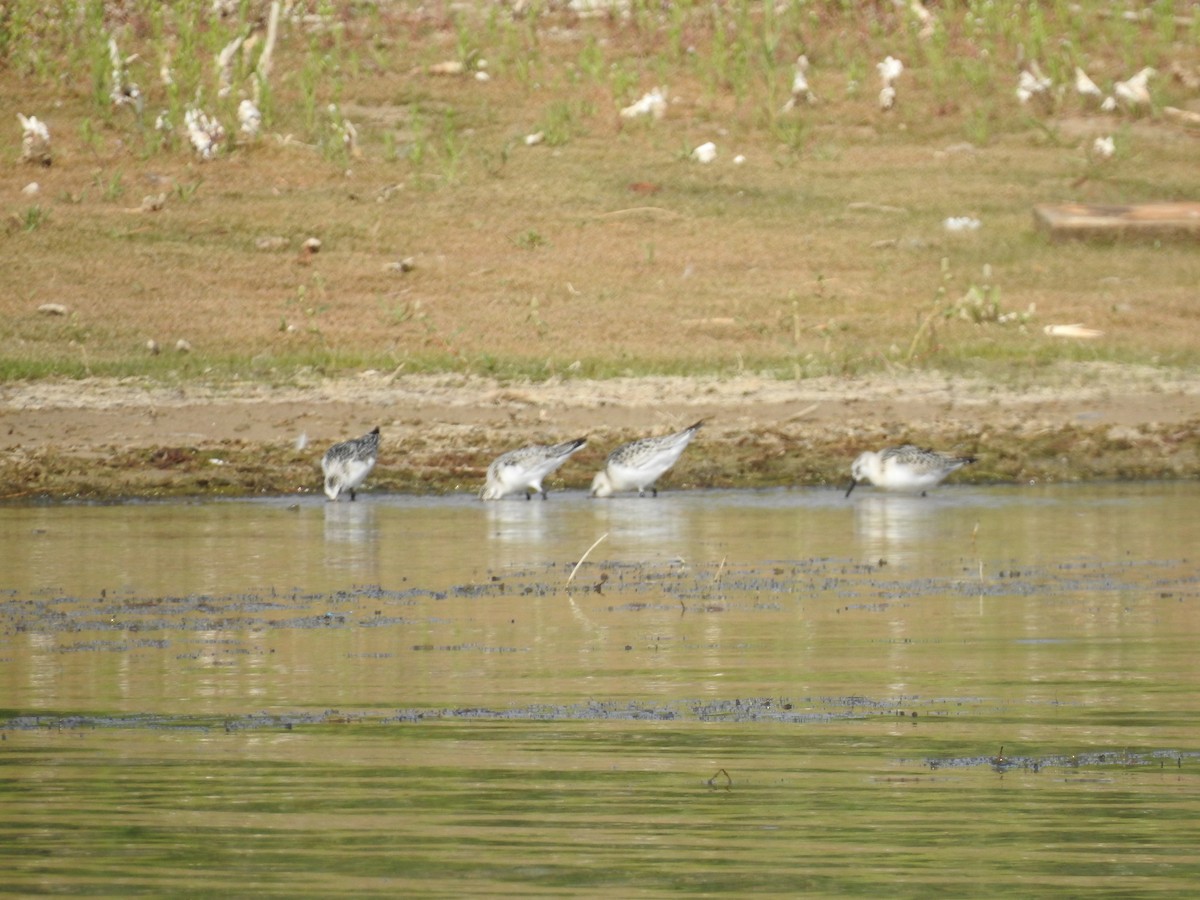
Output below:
[322,426,380,501]
[591,420,704,498]
[481,437,587,501]
[846,444,976,497]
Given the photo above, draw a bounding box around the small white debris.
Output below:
[216,34,244,98]
[691,141,717,163]
[384,257,416,273]
[909,0,936,40]
[937,142,977,157]
[524,131,544,146]
[107,37,143,111]
[1114,67,1155,108]
[38,303,69,316]
[1170,61,1200,92]
[376,183,403,203]
[208,458,227,466]
[620,87,668,120]
[1164,106,1200,127]
[1074,66,1102,98]
[154,110,171,135]
[256,235,288,251]
[733,154,746,165]
[238,99,262,138]
[878,56,904,86]
[792,55,811,89]
[944,216,981,232]
[341,119,359,156]
[1044,324,1103,339]
[1100,96,1118,113]
[22,182,39,196]
[146,339,161,355]
[1092,135,1115,159]
[781,56,815,111]
[295,432,309,452]
[848,201,909,214]
[428,60,465,76]
[877,56,903,110]
[568,0,630,17]
[302,236,322,254]
[175,338,192,353]
[326,105,359,157]
[18,113,51,165]
[184,107,225,160]
[1016,63,1052,104]
[140,193,167,212]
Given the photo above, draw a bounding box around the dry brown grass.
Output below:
[2,2,1199,384]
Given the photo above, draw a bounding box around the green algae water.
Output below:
[2,484,1199,896]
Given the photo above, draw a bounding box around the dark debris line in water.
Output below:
[4,704,1198,774]
[915,748,1198,774]
[1,695,919,731]
[3,556,1197,640]
[4,555,1198,773]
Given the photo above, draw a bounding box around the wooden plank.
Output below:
[1034,202,1200,241]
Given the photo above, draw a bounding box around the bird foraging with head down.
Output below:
[481,437,587,500]
[846,444,976,497]
[322,426,381,501]
[591,420,705,498]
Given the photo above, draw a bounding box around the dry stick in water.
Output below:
[707,768,732,789]
[566,533,608,588]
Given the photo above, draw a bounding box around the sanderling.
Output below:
[846,444,976,497]
[481,437,587,501]
[322,426,380,501]
[591,420,704,498]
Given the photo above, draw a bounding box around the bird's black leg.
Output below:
[540,490,548,500]
[651,487,658,498]
[350,489,357,501]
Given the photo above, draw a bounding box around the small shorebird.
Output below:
[481,438,587,500]
[591,420,704,498]
[322,426,380,501]
[845,444,976,497]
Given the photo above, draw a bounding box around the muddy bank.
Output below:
[2,366,1199,499]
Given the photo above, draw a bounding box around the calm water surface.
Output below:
[2,484,1199,896]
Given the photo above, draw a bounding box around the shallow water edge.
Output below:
[3,484,1199,896]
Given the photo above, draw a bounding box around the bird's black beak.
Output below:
[844,478,858,498]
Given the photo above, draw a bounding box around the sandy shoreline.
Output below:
[3,365,1199,499]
